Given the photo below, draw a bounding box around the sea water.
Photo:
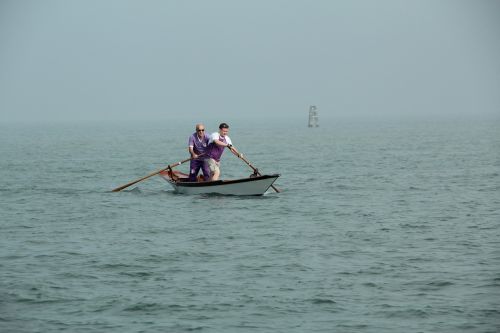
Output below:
[1,116,499,332]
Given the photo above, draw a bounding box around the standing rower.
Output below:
[206,122,241,181]
[187,123,210,182]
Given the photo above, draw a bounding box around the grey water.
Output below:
[1,116,499,332]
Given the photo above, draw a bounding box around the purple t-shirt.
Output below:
[188,132,210,157]
[207,132,232,162]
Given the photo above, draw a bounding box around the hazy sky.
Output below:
[1,0,499,122]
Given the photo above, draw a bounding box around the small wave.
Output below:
[438,216,458,221]
[0,255,28,260]
[379,303,396,308]
[386,308,429,318]
[57,272,98,279]
[120,271,154,278]
[233,324,264,329]
[139,254,174,263]
[16,295,84,305]
[477,185,500,192]
[97,263,147,270]
[309,298,337,304]
[59,251,84,256]
[427,281,454,287]
[186,327,206,331]
[9,187,95,196]
[415,280,454,291]
[33,253,55,258]
[282,262,312,271]
[407,257,433,262]
[399,223,431,229]
[88,299,121,313]
[123,302,215,313]
[336,323,369,330]
[477,309,500,317]
[16,298,61,304]
[123,302,163,312]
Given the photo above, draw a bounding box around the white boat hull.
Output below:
[159,171,279,196]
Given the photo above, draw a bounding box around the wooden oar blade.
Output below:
[111,157,192,192]
[111,169,164,192]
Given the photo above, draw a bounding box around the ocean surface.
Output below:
[1,116,499,332]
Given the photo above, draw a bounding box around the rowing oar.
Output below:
[111,157,192,192]
[229,147,281,193]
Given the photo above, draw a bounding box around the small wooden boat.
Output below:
[159,169,280,196]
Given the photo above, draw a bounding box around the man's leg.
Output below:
[201,159,211,181]
[189,159,201,182]
[207,159,220,181]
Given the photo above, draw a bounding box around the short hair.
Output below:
[219,123,229,129]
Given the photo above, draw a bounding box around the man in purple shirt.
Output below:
[206,122,242,181]
[188,123,210,182]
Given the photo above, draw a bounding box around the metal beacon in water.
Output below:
[308,105,319,127]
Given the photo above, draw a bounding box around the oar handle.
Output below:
[229,147,281,193]
[239,155,258,173]
[111,157,192,192]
